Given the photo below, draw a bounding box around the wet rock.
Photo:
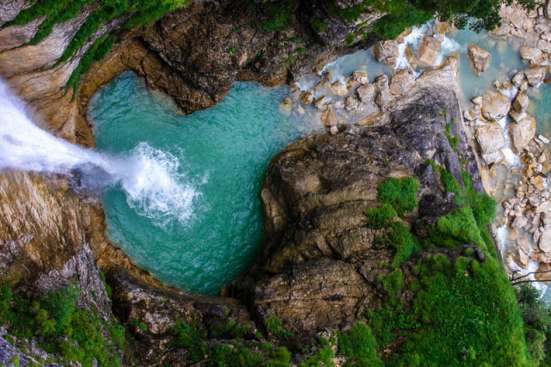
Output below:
[373,40,399,66]
[300,91,314,104]
[417,36,441,67]
[389,69,415,96]
[512,91,529,112]
[519,46,545,66]
[481,90,511,121]
[524,66,547,87]
[351,70,369,84]
[331,80,348,96]
[374,74,392,109]
[321,106,338,128]
[314,95,332,110]
[510,114,536,152]
[467,44,492,74]
[476,123,506,164]
[345,95,360,111]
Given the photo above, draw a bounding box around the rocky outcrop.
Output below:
[468,44,491,74]
[238,83,479,334]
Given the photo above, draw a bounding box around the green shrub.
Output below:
[377,177,419,217]
[430,207,485,249]
[265,314,292,339]
[171,321,208,363]
[338,321,383,367]
[382,269,403,300]
[379,222,420,268]
[299,341,335,367]
[365,203,397,229]
[209,344,263,367]
[260,0,294,32]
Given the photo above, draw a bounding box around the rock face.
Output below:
[467,44,491,74]
[243,84,480,334]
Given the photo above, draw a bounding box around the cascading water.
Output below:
[0,80,197,226]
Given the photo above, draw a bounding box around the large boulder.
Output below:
[417,36,441,67]
[509,114,536,152]
[482,90,511,121]
[476,123,506,164]
[467,44,491,74]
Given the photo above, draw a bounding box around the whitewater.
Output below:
[0,80,197,226]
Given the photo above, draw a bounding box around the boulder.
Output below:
[481,90,511,121]
[300,91,314,104]
[519,46,545,66]
[467,44,491,74]
[417,36,441,67]
[321,106,338,128]
[524,67,547,87]
[373,40,400,66]
[331,80,348,96]
[476,123,506,164]
[357,83,376,103]
[539,228,551,253]
[512,91,529,112]
[509,115,536,153]
[389,69,415,96]
[537,39,551,54]
[351,70,369,84]
[547,0,551,19]
[344,95,360,111]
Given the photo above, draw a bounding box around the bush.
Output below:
[338,322,383,367]
[265,314,292,339]
[377,177,419,217]
[171,321,208,363]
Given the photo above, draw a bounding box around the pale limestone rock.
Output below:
[330,80,348,96]
[417,36,441,67]
[356,83,376,103]
[314,95,331,110]
[537,39,551,54]
[476,123,506,164]
[351,70,369,84]
[520,46,545,65]
[321,106,338,128]
[512,91,529,112]
[372,40,399,66]
[389,69,415,96]
[481,90,511,121]
[467,44,491,74]
[539,228,551,252]
[300,91,314,104]
[524,66,547,87]
[344,95,359,111]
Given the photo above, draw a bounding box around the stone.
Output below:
[417,36,441,67]
[547,0,551,19]
[344,95,360,111]
[537,39,551,54]
[512,72,525,87]
[512,91,529,112]
[467,44,491,74]
[539,228,551,252]
[509,114,537,153]
[520,46,545,65]
[476,123,506,164]
[300,91,314,104]
[351,70,369,84]
[531,175,547,191]
[330,80,348,96]
[481,90,511,121]
[356,83,376,103]
[524,67,547,87]
[280,97,293,112]
[389,69,415,96]
[314,95,331,110]
[472,96,483,105]
[321,106,338,128]
[373,40,399,66]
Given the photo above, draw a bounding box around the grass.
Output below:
[0,284,124,367]
[365,204,397,229]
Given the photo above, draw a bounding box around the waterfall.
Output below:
[0,80,197,226]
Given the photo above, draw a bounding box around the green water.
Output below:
[89,72,311,294]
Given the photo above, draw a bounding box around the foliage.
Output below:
[265,314,293,339]
[259,0,294,32]
[365,203,397,229]
[209,318,252,339]
[382,269,404,300]
[0,284,123,367]
[338,322,383,367]
[171,321,208,363]
[516,285,551,366]
[377,177,419,217]
[299,339,335,367]
[445,123,459,151]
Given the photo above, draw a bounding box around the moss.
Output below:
[209,318,252,339]
[299,340,335,367]
[377,177,419,217]
[365,203,397,230]
[429,207,486,249]
[311,18,329,33]
[445,123,459,151]
[260,0,294,33]
[338,321,383,367]
[382,269,403,300]
[377,222,421,268]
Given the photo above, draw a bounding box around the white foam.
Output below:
[0,80,197,226]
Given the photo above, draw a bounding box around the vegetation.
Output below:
[0,284,124,367]
[338,322,383,367]
[377,177,419,217]
[365,203,397,229]
[4,0,189,90]
[265,314,293,339]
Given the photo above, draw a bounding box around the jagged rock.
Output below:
[512,91,529,112]
[467,44,492,74]
[539,228,551,252]
[481,90,511,121]
[314,95,331,109]
[389,69,415,96]
[509,114,536,152]
[357,83,376,103]
[417,36,441,67]
[330,80,348,96]
[512,72,526,87]
[374,74,392,109]
[345,95,360,111]
[519,46,545,65]
[537,39,551,53]
[524,67,547,87]
[351,70,369,84]
[476,123,506,164]
[321,106,338,128]
[300,91,314,104]
[373,40,399,66]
